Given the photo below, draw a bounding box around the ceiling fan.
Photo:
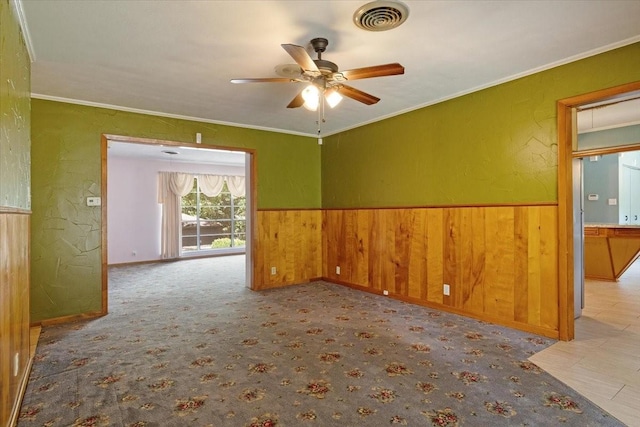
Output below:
[231,37,404,111]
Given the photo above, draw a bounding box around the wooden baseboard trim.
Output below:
[321,277,560,340]
[39,310,106,327]
[8,353,35,427]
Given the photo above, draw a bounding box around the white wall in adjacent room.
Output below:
[107,156,244,265]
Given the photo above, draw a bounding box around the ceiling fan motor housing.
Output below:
[314,59,339,74]
[309,38,338,75]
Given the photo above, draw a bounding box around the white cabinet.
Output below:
[619,161,640,225]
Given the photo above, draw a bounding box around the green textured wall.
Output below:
[0,0,30,210]
[322,42,640,208]
[31,100,319,321]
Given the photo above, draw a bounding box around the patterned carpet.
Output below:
[19,255,623,426]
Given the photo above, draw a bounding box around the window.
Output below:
[181,178,246,253]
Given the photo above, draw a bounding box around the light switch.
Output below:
[587,194,599,201]
[608,198,617,206]
[87,197,101,206]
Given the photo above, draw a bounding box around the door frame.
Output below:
[557,80,640,340]
[99,134,257,316]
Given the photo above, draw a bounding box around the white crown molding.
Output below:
[11,0,35,62]
[30,94,317,139]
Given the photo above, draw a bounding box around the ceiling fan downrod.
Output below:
[310,37,328,59]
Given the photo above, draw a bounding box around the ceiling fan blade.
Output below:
[339,85,380,105]
[231,78,294,84]
[287,91,304,108]
[281,44,319,72]
[341,63,405,80]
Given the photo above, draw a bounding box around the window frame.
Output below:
[180,177,246,256]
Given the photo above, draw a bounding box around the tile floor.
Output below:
[530,259,640,427]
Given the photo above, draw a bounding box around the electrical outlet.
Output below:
[443,284,450,296]
[336,266,341,275]
[271,266,276,275]
[383,290,389,296]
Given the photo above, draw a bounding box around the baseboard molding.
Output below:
[109,251,247,268]
[321,277,560,340]
[8,353,34,427]
[38,310,106,327]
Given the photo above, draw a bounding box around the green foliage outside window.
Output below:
[181,179,246,251]
[211,237,246,248]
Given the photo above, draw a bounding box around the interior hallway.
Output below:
[530,258,640,427]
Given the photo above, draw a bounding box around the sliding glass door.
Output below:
[181,178,246,254]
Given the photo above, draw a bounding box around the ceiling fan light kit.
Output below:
[325,88,343,109]
[301,85,320,111]
[231,35,405,133]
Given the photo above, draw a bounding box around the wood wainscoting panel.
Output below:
[322,205,559,337]
[483,206,515,320]
[0,212,31,427]
[254,210,322,290]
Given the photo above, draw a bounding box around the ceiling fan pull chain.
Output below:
[316,100,322,135]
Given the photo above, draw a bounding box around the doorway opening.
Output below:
[557,81,640,340]
[100,134,256,315]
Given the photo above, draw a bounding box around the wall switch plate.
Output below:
[443,284,450,296]
[608,198,617,206]
[587,194,599,201]
[86,196,101,206]
[383,290,389,296]
[270,267,276,275]
[336,266,341,275]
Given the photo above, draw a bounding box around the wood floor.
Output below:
[530,259,640,427]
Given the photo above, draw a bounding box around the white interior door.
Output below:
[620,164,631,224]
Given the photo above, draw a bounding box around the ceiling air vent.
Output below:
[353,1,409,32]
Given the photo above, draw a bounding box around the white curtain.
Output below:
[226,175,246,197]
[158,172,195,259]
[197,174,245,197]
[198,174,225,197]
[158,172,245,258]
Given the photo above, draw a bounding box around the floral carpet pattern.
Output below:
[19,256,623,426]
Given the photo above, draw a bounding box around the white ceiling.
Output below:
[18,0,640,137]
[107,140,246,166]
